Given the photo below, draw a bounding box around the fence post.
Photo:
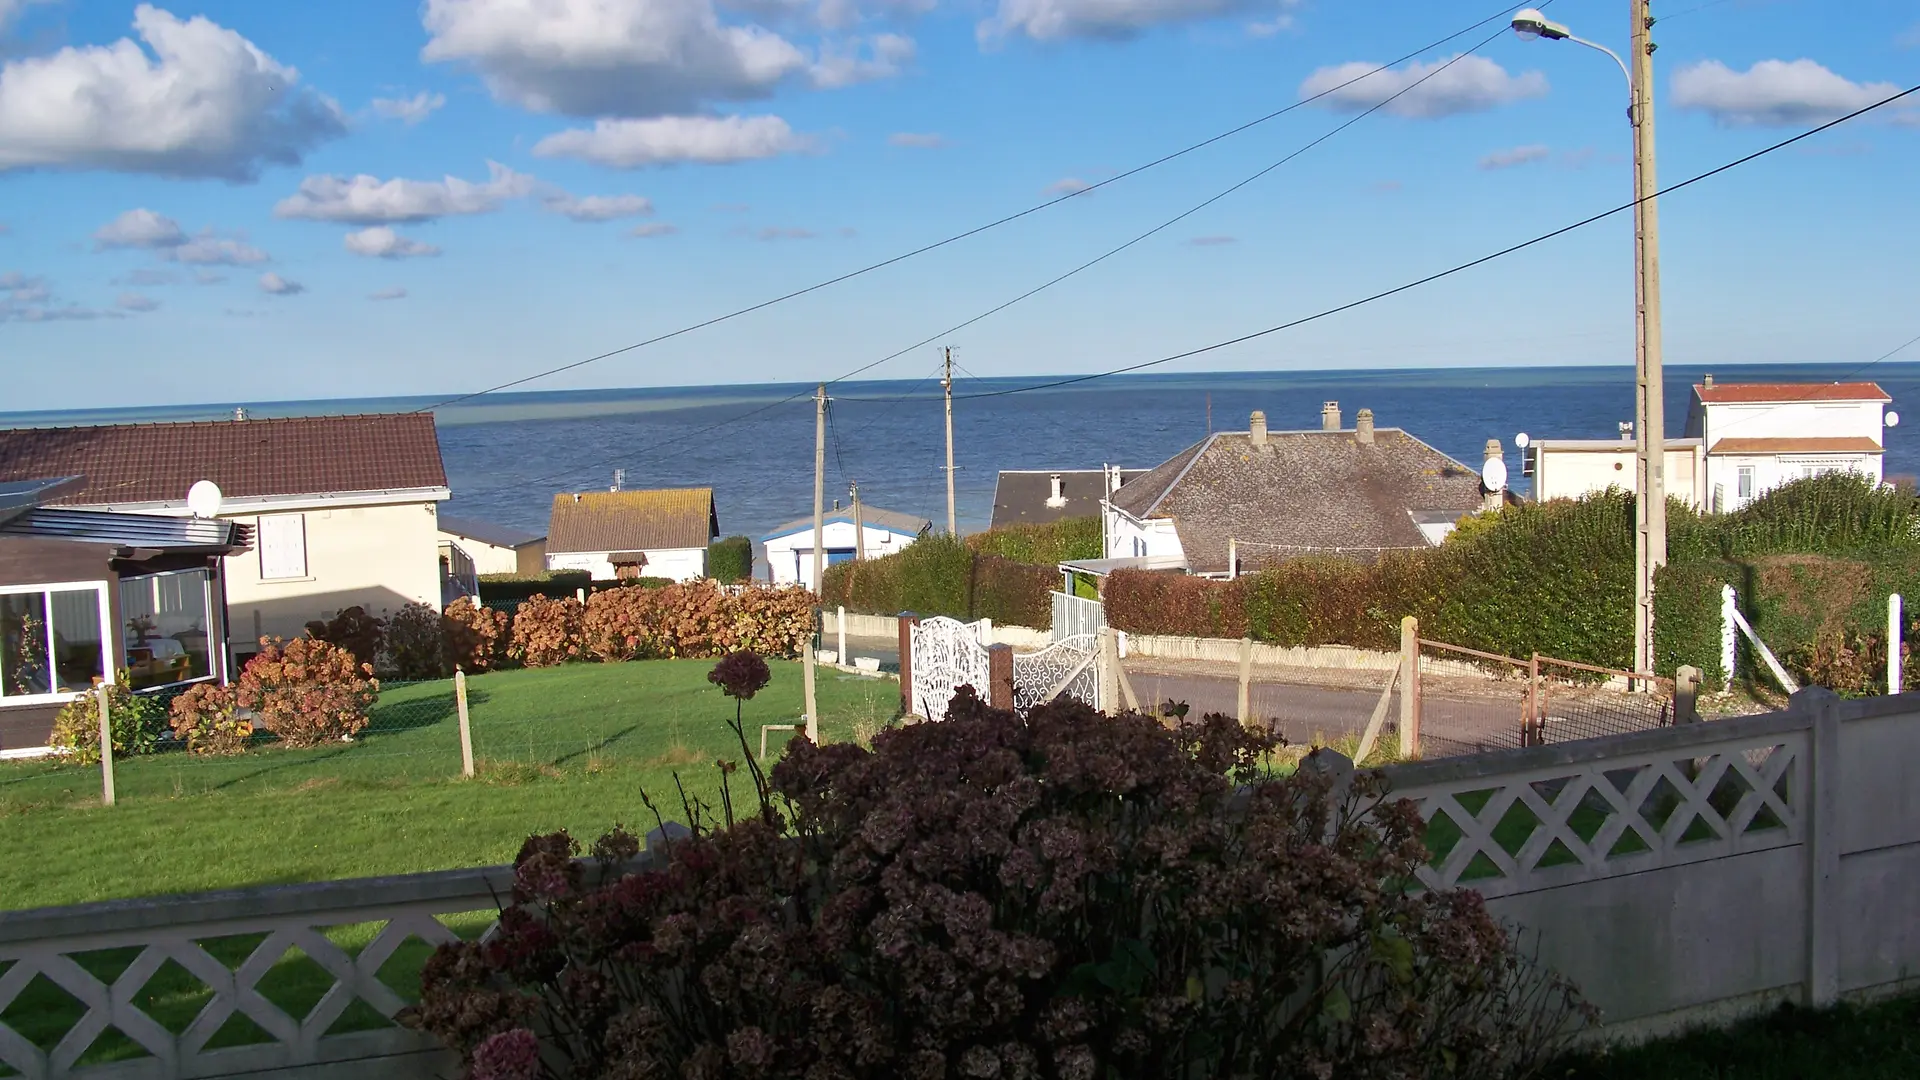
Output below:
[96,685,115,807]
[1721,584,1738,685]
[836,605,847,667]
[1889,594,1903,696]
[1399,616,1420,758]
[1674,665,1701,725]
[1099,627,1123,716]
[897,612,919,716]
[576,587,587,605]
[1235,637,1253,725]
[1525,653,1540,746]
[987,644,1014,711]
[455,668,474,777]
[1802,687,1842,1008]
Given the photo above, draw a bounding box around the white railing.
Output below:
[1050,591,1105,642]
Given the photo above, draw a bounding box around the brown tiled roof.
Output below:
[1695,382,1889,404]
[547,489,718,554]
[989,469,1146,529]
[1111,428,1487,573]
[0,414,447,506]
[1708,437,1883,455]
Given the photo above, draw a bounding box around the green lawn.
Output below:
[1559,995,1920,1078]
[0,660,901,911]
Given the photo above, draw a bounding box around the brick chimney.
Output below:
[1354,408,1375,445]
[1321,401,1341,431]
[1249,410,1269,449]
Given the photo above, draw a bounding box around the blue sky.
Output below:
[1,0,1914,410]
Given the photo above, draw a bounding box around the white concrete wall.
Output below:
[438,533,522,576]
[764,521,922,590]
[1706,452,1882,512]
[223,500,443,647]
[1534,444,1708,508]
[1103,508,1183,561]
[1703,400,1884,445]
[547,547,706,582]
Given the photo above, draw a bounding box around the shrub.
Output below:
[725,584,817,658]
[966,515,1102,565]
[48,675,167,763]
[824,534,1056,629]
[897,531,975,618]
[480,570,593,605]
[444,597,512,672]
[167,683,252,755]
[509,594,587,668]
[1105,568,1249,639]
[972,553,1055,628]
[236,637,379,747]
[304,606,384,669]
[384,602,451,681]
[409,695,1591,1079]
[707,535,753,584]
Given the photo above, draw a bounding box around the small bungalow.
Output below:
[990,468,1143,530]
[438,515,547,602]
[1103,404,1498,577]
[545,488,718,582]
[1,476,251,754]
[762,505,931,591]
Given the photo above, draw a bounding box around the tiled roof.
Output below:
[437,515,545,549]
[764,506,930,540]
[0,414,448,506]
[990,469,1145,529]
[1708,437,1884,455]
[1111,428,1487,573]
[1695,382,1889,404]
[547,489,717,554]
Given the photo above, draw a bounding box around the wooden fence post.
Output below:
[455,668,475,777]
[1674,665,1701,725]
[1236,637,1253,725]
[1525,653,1541,746]
[987,644,1014,711]
[1890,594,1903,696]
[96,685,115,807]
[1098,627,1123,716]
[837,605,847,667]
[897,612,919,716]
[1399,616,1420,758]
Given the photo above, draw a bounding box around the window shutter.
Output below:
[259,514,308,579]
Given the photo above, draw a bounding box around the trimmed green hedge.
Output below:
[707,535,753,584]
[479,570,593,603]
[822,533,1055,628]
[965,517,1102,566]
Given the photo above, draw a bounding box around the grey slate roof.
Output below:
[764,506,930,540]
[1111,427,1487,573]
[438,515,544,550]
[990,469,1145,529]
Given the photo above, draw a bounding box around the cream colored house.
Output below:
[0,413,451,662]
[1529,439,1708,508]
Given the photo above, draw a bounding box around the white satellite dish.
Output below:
[186,480,223,519]
[1887,411,1901,429]
[1514,432,1531,449]
[1482,457,1509,492]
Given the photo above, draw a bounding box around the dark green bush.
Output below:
[972,554,1055,628]
[707,535,753,583]
[478,570,592,604]
[823,535,1055,627]
[965,516,1102,565]
[897,532,976,618]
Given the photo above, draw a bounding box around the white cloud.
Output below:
[343,226,442,259]
[533,114,813,167]
[811,33,913,88]
[275,161,536,224]
[170,235,269,265]
[0,271,114,322]
[0,4,345,180]
[1300,56,1548,119]
[1043,176,1091,196]
[1479,143,1551,170]
[258,271,304,295]
[981,0,1294,41]
[420,0,811,117]
[543,192,656,221]
[370,91,447,124]
[368,286,409,301]
[629,222,680,237]
[115,267,180,286]
[116,292,159,312]
[888,131,947,148]
[93,208,187,250]
[1671,59,1904,127]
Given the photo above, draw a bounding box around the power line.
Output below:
[416,2,1541,413]
[1836,331,1920,384]
[958,83,1920,403]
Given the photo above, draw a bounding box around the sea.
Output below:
[5,362,1916,543]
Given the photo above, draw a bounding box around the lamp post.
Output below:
[1513,4,1666,678]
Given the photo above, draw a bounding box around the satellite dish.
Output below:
[1887,411,1901,429]
[187,480,223,519]
[1515,432,1531,449]
[1482,457,1509,492]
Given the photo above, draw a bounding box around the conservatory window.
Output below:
[0,582,110,703]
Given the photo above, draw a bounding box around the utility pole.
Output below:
[1631,0,1666,676]
[942,347,957,535]
[804,384,825,742]
[851,481,866,562]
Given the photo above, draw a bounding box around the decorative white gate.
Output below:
[1013,634,1102,713]
[907,616,991,721]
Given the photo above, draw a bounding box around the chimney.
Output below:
[1107,464,1123,495]
[1619,421,1635,443]
[1703,373,1714,387]
[1046,473,1066,508]
[1354,408,1375,445]
[1249,410,1268,448]
[572,493,581,503]
[233,407,248,421]
[611,468,625,492]
[1321,401,1341,431]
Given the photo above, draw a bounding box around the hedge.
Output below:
[965,516,1102,566]
[822,532,1055,628]
[478,570,675,605]
[708,535,753,584]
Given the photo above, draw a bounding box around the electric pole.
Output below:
[942,347,957,536]
[804,383,825,742]
[851,480,866,562]
[1631,0,1666,677]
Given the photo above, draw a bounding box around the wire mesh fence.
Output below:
[1531,656,1676,745]
[1415,640,1530,760]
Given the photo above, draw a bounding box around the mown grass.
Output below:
[1557,994,1920,1079]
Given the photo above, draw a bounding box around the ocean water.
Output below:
[4,362,1914,543]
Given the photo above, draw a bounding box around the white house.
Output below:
[545,488,717,582]
[1527,379,1891,512]
[0,413,451,664]
[762,506,930,591]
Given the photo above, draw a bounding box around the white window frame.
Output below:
[0,580,115,706]
[120,568,220,689]
[258,513,310,581]
[1736,465,1755,500]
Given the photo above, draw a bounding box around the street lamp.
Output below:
[1513,2,1667,680]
